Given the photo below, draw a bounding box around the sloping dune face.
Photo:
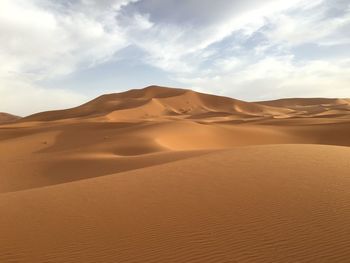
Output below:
[0,112,20,123]
[258,98,350,118]
[1,86,350,262]
[1,145,350,262]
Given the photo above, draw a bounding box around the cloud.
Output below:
[123,0,349,99]
[0,0,349,115]
[262,0,350,46]
[121,0,312,74]
[0,0,136,114]
[177,56,350,100]
[0,0,132,77]
[0,72,87,116]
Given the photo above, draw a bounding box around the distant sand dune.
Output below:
[0,112,20,123]
[1,86,350,262]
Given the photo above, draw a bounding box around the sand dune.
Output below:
[1,145,350,262]
[258,97,350,119]
[20,86,350,123]
[0,112,20,124]
[21,86,292,122]
[1,86,350,262]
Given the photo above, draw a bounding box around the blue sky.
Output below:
[1,0,350,115]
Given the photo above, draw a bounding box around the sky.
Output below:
[1,0,350,116]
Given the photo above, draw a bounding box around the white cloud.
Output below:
[178,56,350,100]
[0,0,131,77]
[125,0,310,74]
[0,0,349,115]
[0,0,136,114]
[0,72,87,116]
[263,2,350,46]
[128,0,349,99]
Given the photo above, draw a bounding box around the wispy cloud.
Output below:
[0,0,349,115]
[124,0,350,99]
[0,0,135,115]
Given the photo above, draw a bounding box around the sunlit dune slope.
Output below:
[21,86,292,122]
[258,98,350,118]
[1,86,350,263]
[1,145,350,262]
[1,117,350,193]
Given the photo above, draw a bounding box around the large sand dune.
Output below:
[1,86,350,262]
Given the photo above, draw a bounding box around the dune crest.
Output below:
[0,112,20,123]
[18,86,350,124]
[19,86,294,122]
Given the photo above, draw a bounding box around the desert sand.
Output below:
[1,86,350,262]
[0,112,20,124]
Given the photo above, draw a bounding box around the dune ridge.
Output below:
[17,86,350,123]
[18,86,299,122]
[0,112,20,124]
[1,86,350,262]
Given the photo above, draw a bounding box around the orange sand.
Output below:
[1,86,350,262]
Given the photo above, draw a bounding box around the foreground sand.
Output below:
[1,86,350,262]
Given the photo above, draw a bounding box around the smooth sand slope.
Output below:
[0,112,20,124]
[1,86,350,262]
[1,145,350,262]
